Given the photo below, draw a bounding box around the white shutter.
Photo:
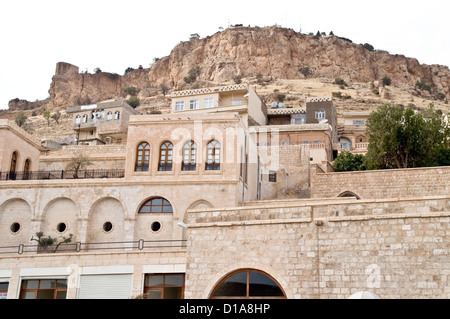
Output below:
[78,274,132,299]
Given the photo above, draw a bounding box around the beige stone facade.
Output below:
[0,84,449,300]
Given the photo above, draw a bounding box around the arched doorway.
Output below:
[209,269,286,299]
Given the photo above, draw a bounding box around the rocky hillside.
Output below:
[2,25,449,141]
[149,26,450,97]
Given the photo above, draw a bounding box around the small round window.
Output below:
[57,222,67,233]
[10,222,21,234]
[103,221,113,233]
[151,221,161,232]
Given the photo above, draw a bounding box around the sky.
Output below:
[1,0,449,109]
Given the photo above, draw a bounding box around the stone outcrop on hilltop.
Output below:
[149,26,450,97]
[47,62,151,109]
[8,26,450,111]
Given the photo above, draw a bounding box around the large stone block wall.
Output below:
[310,166,450,199]
[184,196,450,299]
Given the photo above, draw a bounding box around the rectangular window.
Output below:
[269,172,277,182]
[231,99,243,106]
[281,141,289,145]
[0,283,8,299]
[291,114,306,124]
[143,274,185,299]
[204,98,214,108]
[353,120,365,126]
[175,101,184,112]
[315,110,326,119]
[189,99,199,110]
[20,279,67,299]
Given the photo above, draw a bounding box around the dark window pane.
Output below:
[0,283,8,290]
[144,289,162,299]
[165,275,184,287]
[213,272,247,297]
[146,275,164,287]
[56,280,67,288]
[39,280,55,289]
[248,271,284,297]
[163,287,182,299]
[36,289,55,299]
[56,290,67,299]
[22,291,36,299]
[22,280,39,289]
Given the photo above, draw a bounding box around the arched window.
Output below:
[206,140,220,171]
[23,158,31,180]
[139,197,173,213]
[75,115,81,124]
[210,269,286,299]
[10,152,18,173]
[182,141,196,171]
[158,141,173,171]
[106,112,113,120]
[114,111,120,120]
[135,142,150,172]
[82,114,88,123]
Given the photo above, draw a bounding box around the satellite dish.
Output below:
[278,103,284,108]
[319,119,328,124]
[271,102,278,108]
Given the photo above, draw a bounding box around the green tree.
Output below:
[126,96,140,108]
[333,151,366,172]
[365,104,450,169]
[14,112,27,127]
[66,151,93,178]
[43,110,51,126]
[184,66,200,84]
[51,111,61,124]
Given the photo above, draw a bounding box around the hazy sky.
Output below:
[1,0,449,109]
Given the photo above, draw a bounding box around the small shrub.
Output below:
[94,67,102,74]
[124,67,134,75]
[362,43,375,51]
[334,78,348,87]
[232,74,242,84]
[436,92,446,100]
[277,94,286,103]
[416,79,431,92]
[14,112,27,127]
[184,66,200,84]
[299,66,312,77]
[123,86,140,97]
[382,77,392,86]
[126,96,140,108]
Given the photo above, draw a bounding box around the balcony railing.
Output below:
[0,239,187,255]
[0,169,125,181]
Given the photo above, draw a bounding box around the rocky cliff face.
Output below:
[47,62,151,109]
[10,26,450,111]
[149,26,450,97]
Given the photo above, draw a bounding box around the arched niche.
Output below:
[0,198,32,247]
[41,197,79,242]
[86,197,125,245]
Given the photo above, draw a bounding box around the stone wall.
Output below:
[310,166,450,199]
[184,196,450,299]
[39,144,127,170]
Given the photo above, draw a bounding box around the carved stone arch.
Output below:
[202,261,292,299]
[187,199,214,211]
[338,191,361,200]
[0,198,32,246]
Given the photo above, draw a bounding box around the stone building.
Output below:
[0,84,448,300]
